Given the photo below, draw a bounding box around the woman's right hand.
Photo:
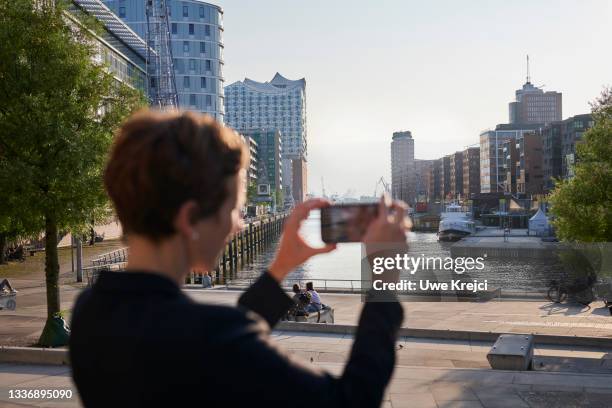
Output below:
[362,195,411,282]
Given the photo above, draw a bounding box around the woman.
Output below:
[69,110,408,407]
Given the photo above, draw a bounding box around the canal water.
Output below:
[236,211,566,295]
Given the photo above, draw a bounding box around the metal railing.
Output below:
[91,247,128,266]
[226,277,370,293]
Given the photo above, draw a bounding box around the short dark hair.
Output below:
[104,110,248,241]
[306,282,314,291]
[292,284,300,294]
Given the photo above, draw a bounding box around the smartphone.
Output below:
[320,203,379,243]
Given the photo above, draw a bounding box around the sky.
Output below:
[216,0,612,198]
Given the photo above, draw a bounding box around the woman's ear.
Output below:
[174,200,200,239]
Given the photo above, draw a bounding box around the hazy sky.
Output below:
[217,0,611,197]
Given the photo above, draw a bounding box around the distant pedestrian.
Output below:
[202,271,212,288]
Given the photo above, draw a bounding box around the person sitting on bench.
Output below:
[305,282,322,313]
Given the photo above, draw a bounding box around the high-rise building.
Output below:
[391,131,415,205]
[462,147,480,198]
[508,58,561,125]
[224,73,307,203]
[479,123,543,193]
[103,0,225,120]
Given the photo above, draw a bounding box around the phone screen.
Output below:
[320,203,378,243]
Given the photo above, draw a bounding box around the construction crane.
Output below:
[373,176,390,198]
[145,0,179,109]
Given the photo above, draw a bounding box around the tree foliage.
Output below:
[0,0,145,344]
[549,88,612,242]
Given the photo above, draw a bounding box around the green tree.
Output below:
[0,0,145,345]
[549,88,612,242]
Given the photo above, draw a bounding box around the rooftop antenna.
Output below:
[526,54,531,84]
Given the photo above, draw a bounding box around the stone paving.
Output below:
[185,289,612,339]
[3,283,612,346]
[1,333,612,407]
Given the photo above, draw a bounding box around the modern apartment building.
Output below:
[541,121,564,192]
[225,73,307,203]
[479,123,543,193]
[391,131,415,205]
[516,132,544,196]
[441,155,451,200]
[414,159,434,202]
[539,114,594,191]
[240,129,283,196]
[462,147,480,198]
[71,0,149,94]
[448,152,463,199]
[500,139,518,195]
[429,158,443,202]
[103,0,225,120]
[560,114,594,179]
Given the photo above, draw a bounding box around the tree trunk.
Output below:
[38,213,70,347]
[0,233,6,264]
[44,214,60,318]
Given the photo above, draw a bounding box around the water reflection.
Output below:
[237,212,567,294]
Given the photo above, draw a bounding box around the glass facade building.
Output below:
[224,73,307,202]
[103,0,225,120]
[71,0,150,94]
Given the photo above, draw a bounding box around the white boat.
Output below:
[438,203,476,242]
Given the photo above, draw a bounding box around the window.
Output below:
[206,95,212,106]
[199,6,205,18]
[171,23,177,34]
[205,25,211,36]
[189,59,196,70]
[200,42,205,54]
[200,77,206,89]
[119,7,126,17]
[189,24,194,35]
[190,94,196,106]
[183,41,189,52]
[205,60,211,71]
[183,76,190,88]
[183,5,188,17]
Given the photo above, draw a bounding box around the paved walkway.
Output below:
[3,283,612,346]
[1,333,612,407]
[186,289,612,339]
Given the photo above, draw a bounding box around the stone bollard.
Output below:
[487,334,534,371]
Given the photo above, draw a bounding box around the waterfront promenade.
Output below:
[3,282,612,346]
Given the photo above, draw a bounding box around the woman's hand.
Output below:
[268,199,337,282]
[362,195,411,283]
